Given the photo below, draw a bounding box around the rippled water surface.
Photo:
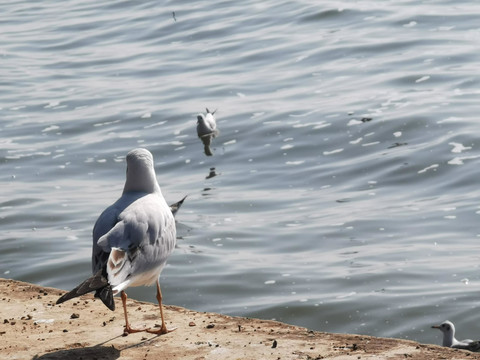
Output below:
[2,0,480,345]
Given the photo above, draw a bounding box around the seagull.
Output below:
[197,108,217,136]
[56,148,177,335]
[197,108,218,156]
[432,320,480,351]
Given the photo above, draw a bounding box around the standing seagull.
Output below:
[197,108,218,156]
[432,320,480,351]
[56,148,176,335]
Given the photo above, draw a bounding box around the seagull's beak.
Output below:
[431,325,440,329]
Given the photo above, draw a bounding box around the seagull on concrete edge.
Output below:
[432,320,480,351]
[57,148,177,336]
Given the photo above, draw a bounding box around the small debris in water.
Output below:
[388,142,408,149]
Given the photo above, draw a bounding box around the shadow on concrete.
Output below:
[33,345,120,360]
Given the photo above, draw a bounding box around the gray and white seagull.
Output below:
[57,148,177,335]
[432,320,480,352]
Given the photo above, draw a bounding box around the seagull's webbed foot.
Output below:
[123,324,146,336]
[145,325,177,335]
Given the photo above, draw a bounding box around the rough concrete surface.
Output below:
[1,278,478,360]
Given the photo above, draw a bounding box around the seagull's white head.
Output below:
[123,148,160,194]
[432,320,456,347]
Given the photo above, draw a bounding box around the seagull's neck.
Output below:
[123,171,160,194]
[443,333,456,347]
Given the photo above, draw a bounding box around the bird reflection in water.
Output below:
[197,108,218,156]
[206,167,217,179]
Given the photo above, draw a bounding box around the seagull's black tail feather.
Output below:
[169,195,187,217]
[94,284,115,311]
[56,268,115,311]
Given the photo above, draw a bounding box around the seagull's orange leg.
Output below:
[121,291,144,335]
[146,280,176,334]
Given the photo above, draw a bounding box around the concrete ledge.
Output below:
[1,278,477,359]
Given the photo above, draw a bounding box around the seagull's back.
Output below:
[91,148,176,294]
[452,337,475,348]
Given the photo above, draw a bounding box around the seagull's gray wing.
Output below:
[95,192,176,294]
[58,195,141,312]
[465,341,480,352]
[92,194,139,274]
[452,340,480,352]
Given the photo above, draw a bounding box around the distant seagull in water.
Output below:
[197,108,218,156]
[56,148,177,335]
[432,320,480,351]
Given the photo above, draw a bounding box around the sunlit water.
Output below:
[2,0,480,346]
